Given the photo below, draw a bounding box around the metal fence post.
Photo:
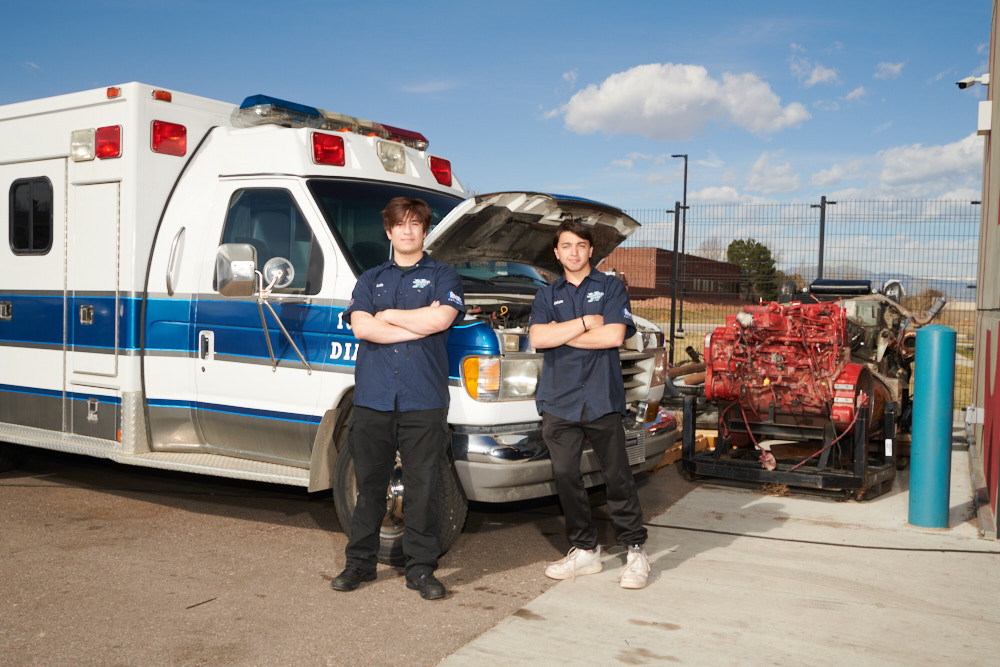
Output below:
[810,195,836,280]
[669,201,680,365]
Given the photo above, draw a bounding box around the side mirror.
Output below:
[216,244,257,297]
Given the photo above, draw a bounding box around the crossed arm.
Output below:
[529,314,627,350]
[350,301,459,344]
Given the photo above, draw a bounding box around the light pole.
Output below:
[671,154,688,332]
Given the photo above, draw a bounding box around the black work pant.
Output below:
[345,405,447,577]
[542,410,647,550]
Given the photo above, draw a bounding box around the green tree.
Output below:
[727,238,778,302]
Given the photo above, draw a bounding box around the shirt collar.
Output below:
[391,252,430,270]
[553,266,598,290]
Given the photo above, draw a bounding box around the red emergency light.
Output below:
[312,132,346,166]
[96,125,121,159]
[151,120,187,156]
[429,156,452,186]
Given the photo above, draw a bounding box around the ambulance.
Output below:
[0,83,676,563]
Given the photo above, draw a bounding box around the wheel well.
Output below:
[307,390,353,492]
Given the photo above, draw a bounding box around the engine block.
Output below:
[704,301,869,431]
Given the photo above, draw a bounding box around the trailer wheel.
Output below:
[332,425,468,566]
[0,443,25,473]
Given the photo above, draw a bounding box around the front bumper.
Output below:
[451,411,678,503]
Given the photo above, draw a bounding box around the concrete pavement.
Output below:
[442,427,1000,666]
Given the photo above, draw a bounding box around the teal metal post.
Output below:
[908,324,956,528]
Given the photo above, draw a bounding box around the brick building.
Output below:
[599,247,741,302]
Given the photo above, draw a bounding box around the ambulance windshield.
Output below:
[307,180,462,276]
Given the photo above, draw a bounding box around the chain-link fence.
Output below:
[603,199,980,407]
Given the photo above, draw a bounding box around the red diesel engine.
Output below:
[704,301,872,432]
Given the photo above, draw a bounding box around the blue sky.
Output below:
[1,1,992,210]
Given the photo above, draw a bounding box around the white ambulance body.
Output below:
[0,83,676,562]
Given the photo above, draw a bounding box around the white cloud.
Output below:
[23,62,40,73]
[690,185,748,203]
[805,63,841,87]
[874,62,905,80]
[844,86,867,101]
[879,133,983,195]
[745,151,800,194]
[810,158,868,187]
[562,69,578,89]
[556,63,809,141]
[789,45,841,87]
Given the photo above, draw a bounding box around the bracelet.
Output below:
[581,316,588,332]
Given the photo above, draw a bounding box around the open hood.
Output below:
[424,192,639,275]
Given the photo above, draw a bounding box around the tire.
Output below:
[332,414,468,567]
[0,442,25,473]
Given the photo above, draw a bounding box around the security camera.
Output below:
[958,74,990,89]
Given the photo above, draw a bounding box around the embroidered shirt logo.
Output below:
[623,307,634,321]
[448,291,464,306]
[412,278,431,289]
[553,299,564,306]
[375,283,384,288]
[587,290,604,303]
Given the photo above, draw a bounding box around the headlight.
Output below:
[462,355,542,401]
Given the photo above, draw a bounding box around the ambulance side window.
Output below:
[221,188,323,294]
[9,178,53,255]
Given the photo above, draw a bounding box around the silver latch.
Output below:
[80,305,94,325]
[87,398,99,423]
[0,301,11,321]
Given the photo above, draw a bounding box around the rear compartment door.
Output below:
[0,160,67,432]
[67,182,121,379]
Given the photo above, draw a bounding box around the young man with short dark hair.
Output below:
[528,219,650,589]
[330,197,464,600]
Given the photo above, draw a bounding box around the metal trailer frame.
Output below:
[681,395,897,500]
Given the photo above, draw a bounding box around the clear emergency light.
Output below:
[70,126,122,161]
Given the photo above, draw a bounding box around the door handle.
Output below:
[199,331,214,360]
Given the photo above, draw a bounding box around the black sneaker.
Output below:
[406,572,446,600]
[330,566,377,591]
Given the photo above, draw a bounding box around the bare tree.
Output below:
[695,237,726,262]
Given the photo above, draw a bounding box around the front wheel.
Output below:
[333,437,468,567]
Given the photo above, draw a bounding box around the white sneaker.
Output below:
[619,546,650,589]
[544,546,603,580]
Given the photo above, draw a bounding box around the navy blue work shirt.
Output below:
[529,268,636,422]
[345,252,465,412]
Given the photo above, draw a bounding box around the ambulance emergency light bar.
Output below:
[238,94,430,151]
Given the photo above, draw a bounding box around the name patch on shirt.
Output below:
[587,290,604,303]
[553,299,564,306]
